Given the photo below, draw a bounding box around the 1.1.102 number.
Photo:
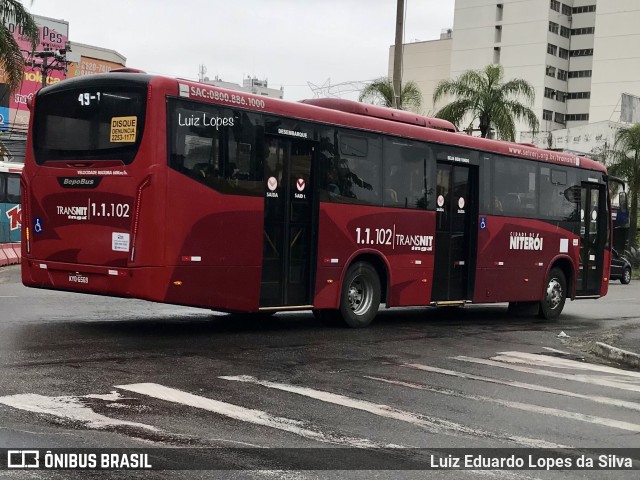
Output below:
[355,227,392,246]
[90,202,130,218]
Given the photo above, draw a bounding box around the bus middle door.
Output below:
[260,137,315,308]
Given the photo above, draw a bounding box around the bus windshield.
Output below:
[33,86,147,165]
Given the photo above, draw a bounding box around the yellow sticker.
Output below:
[110,116,137,143]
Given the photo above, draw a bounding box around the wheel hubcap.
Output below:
[625,270,631,283]
[347,276,372,315]
[545,278,563,310]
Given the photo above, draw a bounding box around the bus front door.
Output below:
[260,137,315,308]
[577,183,606,296]
[432,163,476,303]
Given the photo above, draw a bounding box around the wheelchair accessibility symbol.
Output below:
[34,218,43,234]
[480,217,487,230]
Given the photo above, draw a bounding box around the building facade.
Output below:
[0,15,69,132]
[392,0,640,141]
[0,15,126,162]
[387,30,453,116]
[66,42,126,78]
[204,75,284,99]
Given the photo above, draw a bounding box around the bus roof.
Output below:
[300,98,457,132]
[39,71,607,174]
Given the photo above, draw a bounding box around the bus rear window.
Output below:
[33,87,146,165]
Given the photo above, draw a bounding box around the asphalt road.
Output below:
[1,264,640,479]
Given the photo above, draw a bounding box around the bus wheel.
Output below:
[538,267,566,320]
[339,262,381,328]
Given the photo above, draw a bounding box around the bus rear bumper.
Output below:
[21,260,262,312]
[22,259,167,301]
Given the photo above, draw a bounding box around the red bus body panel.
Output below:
[21,73,612,314]
[315,204,435,309]
[474,216,580,302]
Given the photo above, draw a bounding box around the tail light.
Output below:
[21,177,30,254]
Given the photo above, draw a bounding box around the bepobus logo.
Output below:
[7,450,40,469]
[57,176,102,189]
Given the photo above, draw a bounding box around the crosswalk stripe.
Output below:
[365,375,640,432]
[116,383,403,449]
[0,393,158,431]
[493,351,640,379]
[454,356,640,393]
[402,363,640,412]
[220,375,570,449]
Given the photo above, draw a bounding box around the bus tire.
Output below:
[338,262,381,328]
[538,267,566,320]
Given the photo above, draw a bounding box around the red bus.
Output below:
[21,71,612,327]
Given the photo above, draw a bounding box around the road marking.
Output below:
[402,363,640,412]
[116,383,403,449]
[454,356,640,393]
[0,295,17,298]
[84,391,124,401]
[493,351,640,379]
[542,347,573,355]
[365,376,640,432]
[220,375,569,449]
[0,393,157,431]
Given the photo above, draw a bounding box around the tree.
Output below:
[0,0,39,92]
[358,77,422,111]
[608,123,640,248]
[432,64,539,141]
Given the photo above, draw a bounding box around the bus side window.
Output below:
[168,99,263,196]
[318,129,340,199]
[540,166,579,221]
[493,156,538,217]
[320,131,381,206]
[0,174,5,202]
[383,138,432,209]
[6,175,20,203]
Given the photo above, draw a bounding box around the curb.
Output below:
[592,342,640,370]
[0,243,21,267]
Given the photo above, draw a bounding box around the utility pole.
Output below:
[32,45,70,89]
[392,0,405,109]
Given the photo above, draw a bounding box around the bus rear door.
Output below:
[432,162,477,303]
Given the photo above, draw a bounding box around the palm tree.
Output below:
[433,64,539,141]
[0,0,39,92]
[358,77,422,111]
[608,124,640,247]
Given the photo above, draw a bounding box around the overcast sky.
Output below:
[30,0,455,100]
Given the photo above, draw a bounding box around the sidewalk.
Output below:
[592,324,640,369]
[571,321,640,371]
[0,243,20,267]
